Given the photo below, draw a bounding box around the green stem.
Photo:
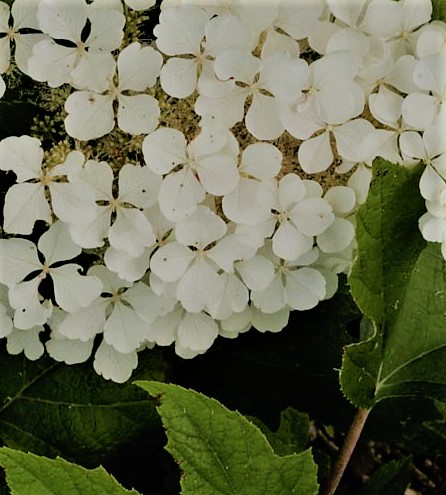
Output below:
[322,407,370,495]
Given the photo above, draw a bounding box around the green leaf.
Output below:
[0,447,139,495]
[136,381,319,495]
[432,0,446,22]
[249,408,309,456]
[341,159,446,408]
[0,345,167,465]
[355,457,412,495]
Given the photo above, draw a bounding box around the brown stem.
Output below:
[322,408,371,495]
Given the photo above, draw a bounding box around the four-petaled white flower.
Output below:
[28,0,125,91]
[143,124,239,221]
[0,136,98,234]
[0,221,103,329]
[65,42,163,140]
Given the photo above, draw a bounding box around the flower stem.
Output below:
[322,407,371,495]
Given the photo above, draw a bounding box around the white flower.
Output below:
[58,265,173,353]
[196,49,309,139]
[28,0,125,91]
[0,221,102,328]
[0,136,97,234]
[68,161,160,254]
[251,242,326,313]
[143,125,239,221]
[0,0,46,75]
[360,0,432,57]
[151,206,252,313]
[65,42,162,140]
[270,174,334,260]
[155,6,253,98]
[6,327,45,360]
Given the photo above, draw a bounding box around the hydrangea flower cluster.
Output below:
[0,0,444,382]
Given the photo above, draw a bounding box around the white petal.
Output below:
[122,281,175,322]
[207,234,255,272]
[360,0,401,38]
[347,164,373,204]
[245,93,284,140]
[160,57,198,98]
[58,298,108,341]
[47,335,94,364]
[241,143,282,179]
[298,131,333,173]
[368,85,403,125]
[402,93,437,130]
[150,242,193,282]
[317,217,355,253]
[277,173,306,210]
[104,247,150,282]
[124,0,156,10]
[38,221,81,265]
[86,7,125,52]
[27,40,76,87]
[143,127,187,174]
[324,186,356,214]
[158,169,205,222]
[37,0,87,42]
[154,5,209,56]
[0,75,5,98]
[326,0,368,26]
[9,278,52,329]
[117,94,159,135]
[290,197,335,236]
[0,135,43,181]
[207,272,248,320]
[177,258,224,313]
[51,264,103,313]
[272,221,313,261]
[177,311,218,352]
[7,327,45,360]
[251,306,290,333]
[197,154,239,195]
[214,49,260,84]
[3,183,51,235]
[104,302,147,353]
[118,163,161,208]
[118,42,162,91]
[148,305,182,346]
[64,91,114,141]
[420,213,446,242]
[109,208,155,257]
[251,273,286,314]
[222,180,273,224]
[70,51,116,93]
[67,206,111,249]
[420,165,446,201]
[0,238,41,286]
[285,267,326,310]
[399,131,426,160]
[175,205,226,248]
[49,182,97,225]
[194,86,248,129]
[93,340,138,383]
[75,159,113,201]
[236,254,275,291]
